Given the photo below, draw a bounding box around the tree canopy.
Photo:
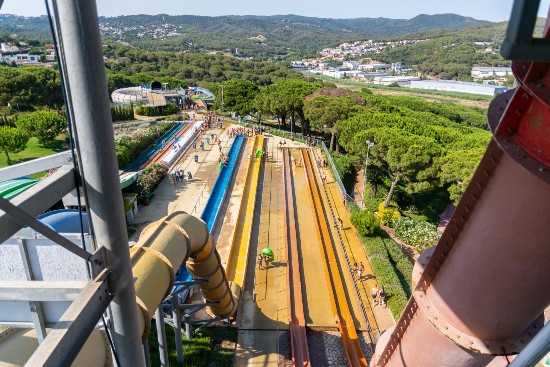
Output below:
[0,126,29,164]
[16,110,67,145]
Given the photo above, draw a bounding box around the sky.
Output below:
[1,0,549,22]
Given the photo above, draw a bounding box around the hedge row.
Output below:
[115,122,173,168]
[135,102,178,116]
[360,233,413,320]
[111,103,134,122]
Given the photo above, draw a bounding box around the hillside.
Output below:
[364,18,546,80]
[0,13,490,58]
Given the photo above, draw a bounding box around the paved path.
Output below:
[129,125,227,241]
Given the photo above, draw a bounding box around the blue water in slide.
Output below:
[173,134,245,298]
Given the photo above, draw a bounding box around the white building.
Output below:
[471,67,513,79]
[374,76,420,86]
[360,63,391,72]
[342,61,360,70]
[317,62,330,69]
[0,43,19,53]
[0,53,40,65]
[411,80,509,96]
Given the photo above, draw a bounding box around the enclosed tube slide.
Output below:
[0,211,238,366]
[130,211,239,340]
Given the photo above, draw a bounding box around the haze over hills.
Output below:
[0,13,490,57]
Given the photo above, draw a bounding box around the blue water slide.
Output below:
[123,122,185,172]
[172,134,245,300]
[201,134,245,230]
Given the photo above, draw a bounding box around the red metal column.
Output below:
[372,20,550,367]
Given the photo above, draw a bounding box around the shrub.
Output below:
[114,122,174,168]
[350,210,379,237]
[164,114,184,121]
[136,162,169,203]
[111,103,134,122]
[135,102,178,117]
[392,216,441,252]
[377,200,401,225]
[115,144,131,168]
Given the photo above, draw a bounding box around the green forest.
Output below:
[0,13,490,60]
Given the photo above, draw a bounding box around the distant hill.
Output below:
[368,18,546,80]
[0,13,490,57]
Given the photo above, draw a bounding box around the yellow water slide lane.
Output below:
[225,135,265,288]
[302,149,367,367]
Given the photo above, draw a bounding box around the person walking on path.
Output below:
[372,285,379,307]
[352,263,358,281]
[357,262,365,281]
[263,254,271,269]
[378,286,386,308]
[338,217,344,230]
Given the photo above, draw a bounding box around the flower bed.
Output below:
[115,122,173,168]
[135,162,169,204]
[392,216,441,253]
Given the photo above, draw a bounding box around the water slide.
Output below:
[159,120,203,167]
[122,122,185,172]
[225,135,264,288]
[0,178,39,200]
[189,87,215,103]
[302,149,367,367]
[0,211,238,366]
[282,149,311,366]
[173,134,245,298]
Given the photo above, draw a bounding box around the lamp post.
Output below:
[219,84,225,114]
[362,140,375,210]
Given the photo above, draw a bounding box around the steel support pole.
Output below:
[184,317,192,340]
[155,307,169,367]
[171,296,184,365]
[143,340,151,367]
[54,0,145,365]
[508,320,550,367]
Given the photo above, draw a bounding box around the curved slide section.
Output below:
[173,134,245,297]
[189,87,215,102]
[0,178,39,200]
[0,211,237,366]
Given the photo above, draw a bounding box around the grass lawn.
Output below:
[0,136,67,169]
[148,324,237,367]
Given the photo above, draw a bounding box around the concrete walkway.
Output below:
[128,124,228,241]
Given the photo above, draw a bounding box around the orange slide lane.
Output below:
[283,149,311,367]
[302,149,368,367]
